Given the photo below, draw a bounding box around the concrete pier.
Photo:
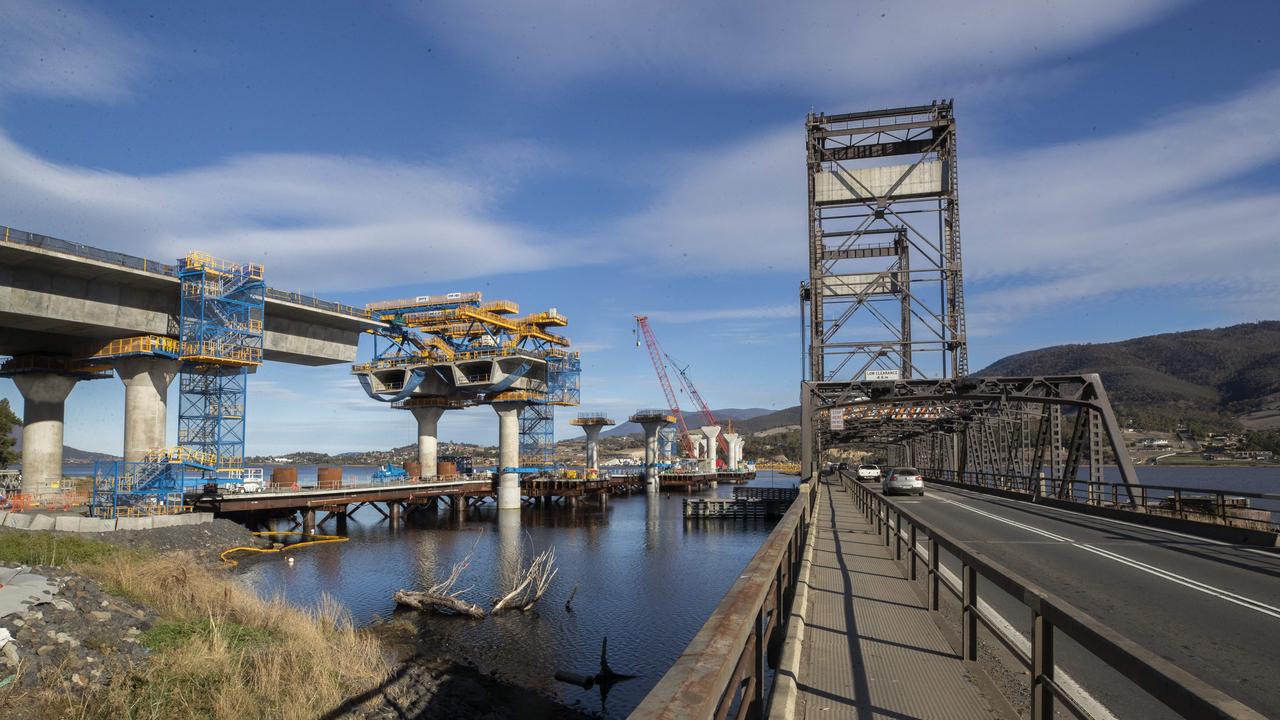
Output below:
[493,401,524,510]
[701,425,721,472]
[113,357,180,463]
[630,410,675,491]
[409,406,446,479]
[570,414,616,475]
[723,432,741,471]
[13,373,78,498]
[583,425,603,470]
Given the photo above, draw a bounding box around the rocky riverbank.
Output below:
[0,524,596,719]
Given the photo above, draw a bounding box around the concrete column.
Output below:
[701,425,721,472]
[113,357,180,463]
[582,424,604,472]
[723,432,741,471]
[637,421,666,489]
[12,373,78,498]
[493,401,524,510]
[410,406,446,479]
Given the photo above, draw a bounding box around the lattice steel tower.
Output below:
[804,102,968,383]
[176,253,265,472]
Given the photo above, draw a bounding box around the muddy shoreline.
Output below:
[0,523,597,719]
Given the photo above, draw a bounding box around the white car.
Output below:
[856,464,881,481]
[882,467,925,496]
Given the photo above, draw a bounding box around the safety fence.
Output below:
[631,481,816,720]
[925,468,1280,532]
[840,471,1266,720]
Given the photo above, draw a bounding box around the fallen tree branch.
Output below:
[394,531,487,618]
[394,589,486,619]
[492,546,557,613]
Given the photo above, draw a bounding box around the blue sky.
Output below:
[2,0,1279,454]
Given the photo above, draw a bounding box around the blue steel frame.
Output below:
[176,257,264,473]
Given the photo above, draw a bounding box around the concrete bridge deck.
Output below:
[785,480,1000,720]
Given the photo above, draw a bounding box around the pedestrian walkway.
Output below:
[791,480,998,719]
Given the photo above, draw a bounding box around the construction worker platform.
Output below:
[783,480,1001,720]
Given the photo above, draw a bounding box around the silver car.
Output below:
[882,467,925,496]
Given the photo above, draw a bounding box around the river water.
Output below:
[58,463,1279,715]
[233,470,796,717]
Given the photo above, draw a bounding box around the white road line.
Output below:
[936,496,1280,620]
[938,484,1280,559]
[904,532,1119,720]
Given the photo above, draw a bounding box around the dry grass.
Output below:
[41,553,390,720]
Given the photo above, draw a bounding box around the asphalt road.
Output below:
[868,480,1280,718]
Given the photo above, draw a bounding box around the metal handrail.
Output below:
[631,481,817,719]
[928,469,1279,531]
[839,471,1267,720]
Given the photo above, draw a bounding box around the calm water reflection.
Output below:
[240,472,798,717]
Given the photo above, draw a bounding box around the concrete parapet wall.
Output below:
[0,512,214,533]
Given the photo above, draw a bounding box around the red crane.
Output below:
[634,316,695,457]
[665,353,730,459]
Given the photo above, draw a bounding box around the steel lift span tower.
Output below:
[803,102,967,384]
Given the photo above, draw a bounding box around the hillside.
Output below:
[7,427,118,465]
[978,321,1280,431]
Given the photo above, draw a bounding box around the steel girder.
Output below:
[802,374,1141,503]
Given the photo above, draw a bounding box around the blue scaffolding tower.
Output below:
[518,352,581,468]
[176,253,265,478]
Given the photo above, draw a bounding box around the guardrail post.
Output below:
[884,506,891,547]
[752,607,764,718]
[928,538,939,611]
[1031,610,1054,720]
[894,510,902,560]
[909,524,918,580]
[962,563,978,661]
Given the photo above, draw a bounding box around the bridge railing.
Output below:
[631,480,816,720]
[927,468,1279,532]
[2,224,375,321]
[840,472,1267,720]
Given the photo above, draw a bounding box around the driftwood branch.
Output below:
[393,589,486,619]
[492,546,558,613]
[394,531,487,618]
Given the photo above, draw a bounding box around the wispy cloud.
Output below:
[0,132,582,292]
[409,0,1184,93]
[0,0,147,102]
[964,73,1280,330]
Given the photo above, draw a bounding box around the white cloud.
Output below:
[410,0,1184,93]
[609,129,803,272]
[0,131,577,292]
[0,0,146,101]
[964,74,1280,330]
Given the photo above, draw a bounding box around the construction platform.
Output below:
[781,480,1001,719]
[192,474,655,522]
[684,486,799,518]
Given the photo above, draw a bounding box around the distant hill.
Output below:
[8,427,118,464]
[978,321,1280,431]
[602,408,777,438]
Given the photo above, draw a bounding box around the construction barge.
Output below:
[683,487,799,519]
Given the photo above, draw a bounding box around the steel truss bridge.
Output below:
[799,101,1141,502]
